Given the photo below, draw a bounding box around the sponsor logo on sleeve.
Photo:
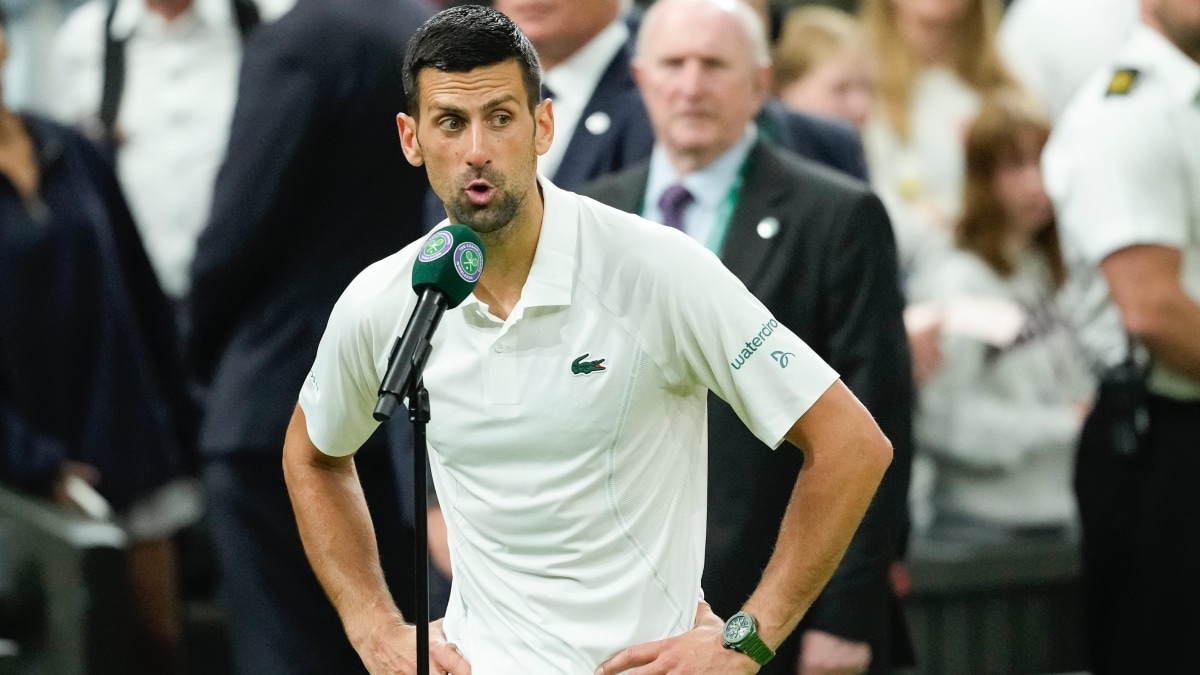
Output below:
[730,319,783,370]
[770,351,794,368]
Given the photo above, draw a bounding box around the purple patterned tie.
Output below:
[658,183,694,231]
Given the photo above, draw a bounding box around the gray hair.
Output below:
[635,0,772,67]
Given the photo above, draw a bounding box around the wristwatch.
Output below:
[722,611,775,666]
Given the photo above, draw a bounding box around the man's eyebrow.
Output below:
[430,94,521,116]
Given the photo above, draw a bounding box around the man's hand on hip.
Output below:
[355,618,471,675]
[594,600,759,675]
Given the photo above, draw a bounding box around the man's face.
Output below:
[494,0,619,63]
[397,60,554,235]
[634,4,770,170]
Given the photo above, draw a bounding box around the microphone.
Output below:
[373,224,485,421]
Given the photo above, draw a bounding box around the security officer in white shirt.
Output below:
[1042,0,1200,671]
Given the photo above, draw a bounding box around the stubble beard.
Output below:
[445,167,528,238]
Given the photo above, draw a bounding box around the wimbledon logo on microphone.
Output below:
[418,230,454,263]
[454,242,483,283]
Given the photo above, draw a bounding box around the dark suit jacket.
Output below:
[548,42,656,191]
[188,0,434,453]
[582,141,914,673]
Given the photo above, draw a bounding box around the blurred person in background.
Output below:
[584,1,913,672]
[1042,0,1200,670]
[858,0,1017,282]
[185,0,434,672]
[772,5,877,132]
[48,0,277,324]
[494,0,653,191]
[907,89,1094,546]
[0,7,200,672]
[998,0,1139,121]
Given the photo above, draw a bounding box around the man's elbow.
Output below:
[862,427,893,483]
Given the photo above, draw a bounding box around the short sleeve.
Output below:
[654,233,840,449]
[1045,99,1190,265]
[299,263,416,457]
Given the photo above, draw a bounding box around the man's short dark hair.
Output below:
[402,5,542,116]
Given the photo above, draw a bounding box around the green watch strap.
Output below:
[734,632,775,666]
[723,612,775,666]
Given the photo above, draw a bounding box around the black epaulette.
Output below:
[1106,68,1140,97]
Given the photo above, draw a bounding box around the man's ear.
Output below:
[534,98,555,157]
[397,112,424,166]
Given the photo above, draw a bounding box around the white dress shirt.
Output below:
[49,0,274,299]
[643,124,758,253]
[539,19,630,179]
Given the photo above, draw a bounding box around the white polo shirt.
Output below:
[299,177,838,672]
[1043,24,1200,401]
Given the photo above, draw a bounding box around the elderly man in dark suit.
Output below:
[498,0,869,188]
[582,1,913,673]
[186,0,434,672]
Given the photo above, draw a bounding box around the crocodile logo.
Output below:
[571,353,607,375]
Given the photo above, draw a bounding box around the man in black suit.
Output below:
[186,0,434,672]
[495,0,654,191]
[583,1,913,673]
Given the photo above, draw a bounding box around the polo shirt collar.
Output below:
[1125,24,1200,105]
[459,174,577,316]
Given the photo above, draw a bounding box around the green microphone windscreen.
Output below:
[411,224,485,309]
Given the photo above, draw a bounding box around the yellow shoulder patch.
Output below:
[1106,68,1140,96]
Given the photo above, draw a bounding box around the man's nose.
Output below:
[677,60,707,97]
[464,125,490,167]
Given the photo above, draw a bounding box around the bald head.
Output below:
[633,0,773,174]
[637,0,771,68]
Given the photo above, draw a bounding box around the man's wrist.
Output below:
[346,604,408,648]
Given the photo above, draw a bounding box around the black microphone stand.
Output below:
[375,328,437,675]
[408,377,431,675]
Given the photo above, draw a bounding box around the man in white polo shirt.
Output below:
[1042,0,1200,671]
[281,6,892,675]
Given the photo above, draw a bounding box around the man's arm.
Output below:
[282,406,473,674]
[280,405,412,667]
[740,380,893,653]
[1101,244,1200,381]
[597,380,892,674]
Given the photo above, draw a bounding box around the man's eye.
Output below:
[439,118,463,131]
[491,113,512,126]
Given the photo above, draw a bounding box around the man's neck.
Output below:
[473,183,545,321]
[667,148,723,177]
[1143,11,1200,64]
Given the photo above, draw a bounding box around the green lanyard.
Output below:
[643,156,751,256]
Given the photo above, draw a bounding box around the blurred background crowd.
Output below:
[1,0,1196,672]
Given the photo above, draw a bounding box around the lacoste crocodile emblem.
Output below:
[571,353,607,375]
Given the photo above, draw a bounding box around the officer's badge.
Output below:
[1106,69,1140,96]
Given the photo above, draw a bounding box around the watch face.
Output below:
[724,614,753,643]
